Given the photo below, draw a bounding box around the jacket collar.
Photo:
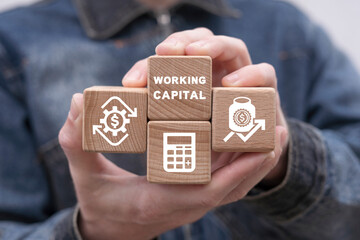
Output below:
[72,0,239,40]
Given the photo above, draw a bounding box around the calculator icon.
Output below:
[163,133,196,173]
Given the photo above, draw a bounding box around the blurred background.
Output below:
[0,0,359,70]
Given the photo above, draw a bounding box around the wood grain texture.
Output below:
[147,121,211,184]
[83,86,147,153]
[212,87,276,152]
[148,56,212,120]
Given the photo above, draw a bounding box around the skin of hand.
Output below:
[59,28,289,240]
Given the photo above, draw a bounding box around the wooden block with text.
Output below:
[148,56,212,120]
[212,87,276,152]
[147,121,211,184]
[83,86,147,153]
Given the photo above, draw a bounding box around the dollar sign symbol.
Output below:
[111,113,120,129]
[240,113,246,123]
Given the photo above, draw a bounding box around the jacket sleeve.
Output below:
[0,34,80,240]
[243,11,360,239]
[0,208,80,239]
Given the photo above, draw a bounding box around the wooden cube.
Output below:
[83,86,147,153]
[147,121,211,184]
[212,87,276,152]
[148,56,212,120]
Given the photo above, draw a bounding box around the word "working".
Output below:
[152,76,208,100]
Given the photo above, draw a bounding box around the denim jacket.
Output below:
[0,0,359,239]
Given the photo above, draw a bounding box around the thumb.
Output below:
[59,93,116,175]
[122,58,147,87]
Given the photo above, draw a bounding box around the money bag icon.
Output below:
[224,96,266,143]
[229,97,256,133]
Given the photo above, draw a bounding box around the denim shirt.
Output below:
[0,0,360,239]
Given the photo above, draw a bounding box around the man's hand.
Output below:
[123,27,289,186]
[59,28,288,240]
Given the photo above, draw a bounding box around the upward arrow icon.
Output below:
[235,119,265,142]
[223,119,266,143]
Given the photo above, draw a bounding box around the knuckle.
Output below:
[236,39,248,54]
[166,31,182,40]
[237,38,247,49]
[134,59,142,66]
[260,63,277,79]
[58,126,74,151]
[207,35,218,42]
[194,27,213,35]
[166,28,213,43]
[261,63,276,75]
[173,28,196,38]
[134,59,146,68]
[167,32,186,42]
[254,63,277,87]
[213,35,228,48]
[58,128,67,147]
[233,39,251,64]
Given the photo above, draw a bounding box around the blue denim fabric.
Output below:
[0,0,360,239]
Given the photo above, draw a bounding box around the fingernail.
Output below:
[224,73,241,85]
[123,70,141,82]
[158,38,178,49]
[68,97,80,121]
